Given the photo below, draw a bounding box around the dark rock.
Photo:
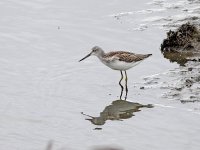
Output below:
[140,86,145,89]
[161,22,200,65]
[188,67,193,71]
[161,22,199,52]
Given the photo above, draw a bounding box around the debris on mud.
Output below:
[161,22,200,65]
[140,62,200,104]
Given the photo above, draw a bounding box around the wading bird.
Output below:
[79,46,152,100]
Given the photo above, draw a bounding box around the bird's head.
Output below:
[79,46,104,62]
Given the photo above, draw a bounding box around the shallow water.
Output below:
[0,0,200,150]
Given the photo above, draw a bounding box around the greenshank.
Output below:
[79,46,152,100]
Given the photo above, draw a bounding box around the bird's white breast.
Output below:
[102,59,142,71]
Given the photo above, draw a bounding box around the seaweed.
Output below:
[161,22,200,52]
[161,22,200,65]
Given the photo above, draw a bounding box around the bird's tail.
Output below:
[145,54,152,58]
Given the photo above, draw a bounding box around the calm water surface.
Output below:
[0,0,200,150]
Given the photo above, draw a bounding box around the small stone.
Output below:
[94,127,102,130]
[188,67,193,71]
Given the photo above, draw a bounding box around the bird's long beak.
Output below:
[81,112,94,119]
[79,52,92,62]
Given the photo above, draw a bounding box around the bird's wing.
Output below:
[104,51,133,61]
[114,53,143,62]
[104,51,151,63]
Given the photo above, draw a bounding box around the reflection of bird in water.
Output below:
[79,46,152,100]
[81,100,153,126]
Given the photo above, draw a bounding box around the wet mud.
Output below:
[141,62,200,103]
[112,0,200,31]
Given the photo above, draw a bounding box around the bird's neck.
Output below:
[97,50,105,59]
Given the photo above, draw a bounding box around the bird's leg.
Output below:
[119,71,124,100]
[125,71,128,100]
